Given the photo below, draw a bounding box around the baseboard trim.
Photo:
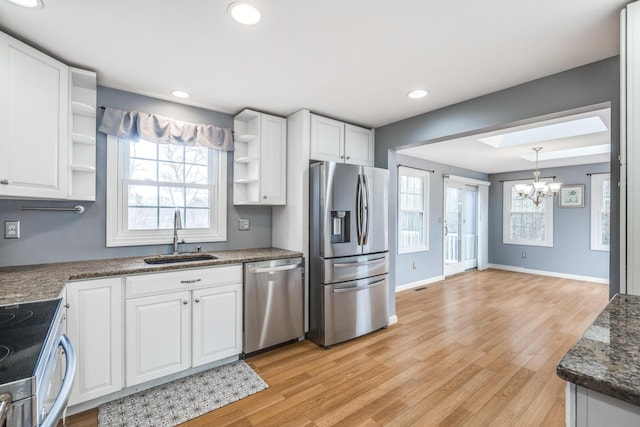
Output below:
[487,263,609,284]
[395,275,445,293]
[388,315,398,325]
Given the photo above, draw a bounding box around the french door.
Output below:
[444,182,478,277]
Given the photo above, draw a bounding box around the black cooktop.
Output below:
[0,299,61,386]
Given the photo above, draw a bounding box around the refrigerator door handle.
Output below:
[332,257,387,268]
[356,174,363,245]
[362,173,370,245]
[332,278,386,293]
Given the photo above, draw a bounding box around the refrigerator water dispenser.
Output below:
[331,210,350,243]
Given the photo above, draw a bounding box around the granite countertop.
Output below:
[557,294,640,406]
[0,247,302,306]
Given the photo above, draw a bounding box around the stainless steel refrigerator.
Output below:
[308,161,389,348]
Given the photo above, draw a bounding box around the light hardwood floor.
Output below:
[64,269,609,426]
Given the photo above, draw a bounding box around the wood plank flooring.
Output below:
[63,269,608,426]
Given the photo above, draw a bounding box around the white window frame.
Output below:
[503,179,554,247]
[106,135,227,247]
[397,166,430,254]
[590,173,611,251]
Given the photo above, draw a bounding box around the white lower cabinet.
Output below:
[192,284,242,366]
[125,291,191,387]
[567,383,640,426]
[65,277,123,406]
[125,265,243,387]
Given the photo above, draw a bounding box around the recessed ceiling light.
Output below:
[228,2,262,25]
[407,89,428,99]
[171,90,190,99]
[6,0,43,8]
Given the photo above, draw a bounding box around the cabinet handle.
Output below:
[194,298,200,303]
[346,156,350,160]
[263,195,267,199]
[340,155,344,159]
[64,303,70,309]
[0,179,8,185]
[182,300,188,305]
[180,278,201,284]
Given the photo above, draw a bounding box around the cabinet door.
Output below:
[0,32,69,199]
[66,277,123,405]
[310,114,344,162]
[260,114,287,205]
[344,124,374,166]
[125,291,190,386]
[192,283,242,366]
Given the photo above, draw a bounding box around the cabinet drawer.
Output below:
[126,264,242,299]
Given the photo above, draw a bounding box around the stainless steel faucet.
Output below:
[173,208,183,254]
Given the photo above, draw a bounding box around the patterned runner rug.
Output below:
[98,360,268,426]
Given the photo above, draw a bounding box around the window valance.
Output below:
[98,107,234,151]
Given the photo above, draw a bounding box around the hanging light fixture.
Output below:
[514,147,562,206]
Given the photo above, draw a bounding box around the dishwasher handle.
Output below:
[248,263,302,274]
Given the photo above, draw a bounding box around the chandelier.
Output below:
[514,147,562,206]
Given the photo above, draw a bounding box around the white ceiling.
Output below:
[397,107,611,174]
[0,0,626,128]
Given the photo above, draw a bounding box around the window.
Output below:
[591,173,611,251]
[503,180,554,247]
[106,135,227,246]
[398,166,429,253]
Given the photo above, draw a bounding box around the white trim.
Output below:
[502,179,554,247]
[106,135,227,247]
[398,166,430,253]
[443,174,491,187]
[395,275,445,292]
[590,173,611,252]
[487,263,609,284]
[388,315,398,326]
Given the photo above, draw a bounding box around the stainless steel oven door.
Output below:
[37,335,75,427]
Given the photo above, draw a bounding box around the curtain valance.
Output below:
[98,107,234,151]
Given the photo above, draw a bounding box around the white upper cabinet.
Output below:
[0,32,69,199]
[0,31,96,200]
[233,109,287,205]
[310,113,374,166]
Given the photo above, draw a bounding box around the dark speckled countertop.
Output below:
[557,294,640,406]
[0,247,302,306]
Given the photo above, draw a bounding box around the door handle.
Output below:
[332,278,386,293]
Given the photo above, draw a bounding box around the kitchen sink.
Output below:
[143,253,218,264]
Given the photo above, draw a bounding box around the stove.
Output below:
[0,299,76,427]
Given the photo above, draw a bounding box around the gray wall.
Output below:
[0,87,272,267]
[393,153,488,287]
[375,57,620,311]
[488,163,610,280]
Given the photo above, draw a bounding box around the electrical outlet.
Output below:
[521,251,526,258]
[4,221,20,239]
[412,261,416,269]
[238,218,250,231]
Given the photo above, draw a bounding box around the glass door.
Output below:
[444,182,478,277]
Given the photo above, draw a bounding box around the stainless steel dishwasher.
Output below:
[243,257,304,355]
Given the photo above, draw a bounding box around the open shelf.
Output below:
[71,132,96,145]
[70,164,96,173]
[71,101,97,117]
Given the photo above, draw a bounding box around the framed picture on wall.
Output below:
[559,184,584,208]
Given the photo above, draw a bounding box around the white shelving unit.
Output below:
[233,110,262,204]
[69,67,97,201]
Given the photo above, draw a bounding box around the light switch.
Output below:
[238,218,250,231]
[4,221,20,239]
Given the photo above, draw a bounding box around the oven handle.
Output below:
[0,392,10,427]
[40,334,76,427]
